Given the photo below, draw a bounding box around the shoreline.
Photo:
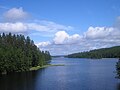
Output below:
[0,64,65,75]
[30,64,65,71]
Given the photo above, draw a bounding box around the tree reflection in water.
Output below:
[117,83,120,90]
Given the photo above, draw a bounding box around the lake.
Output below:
[0,57,120,90]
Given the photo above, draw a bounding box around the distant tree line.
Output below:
[0,33,51,74]
[67,46,120,58]
[66,46,120,79]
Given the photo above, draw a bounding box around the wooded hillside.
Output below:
[67,46,120,58]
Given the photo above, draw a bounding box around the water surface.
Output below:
[0,58,119,90]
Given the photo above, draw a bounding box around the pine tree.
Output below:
[0,33,51,74]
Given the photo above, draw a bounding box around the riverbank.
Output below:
[30,64,65,71]
[0,64,64,75]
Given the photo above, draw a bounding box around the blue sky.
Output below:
[0,0,120,55]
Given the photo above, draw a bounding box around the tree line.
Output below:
[66,46,120,79]
[0,33,51,74]
[67,46,120,58]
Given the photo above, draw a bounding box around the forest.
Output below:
[67,46,120,58]
[0,33,51,74]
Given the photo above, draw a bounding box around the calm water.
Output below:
[0,57,120,90]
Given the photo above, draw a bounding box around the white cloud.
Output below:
[84,26,114,39]
[53,31,69,44]
[36,31,82,55]
[0,7,73,34]
[38,17,120,55]
[30,20,73,32]
[36,41,51,47]
[27,23,50,32]
[53,31,81,44]
[0,21,73,34]
[3,7,28,21]
[0,22,27,33]
[40,21,73,31]
[27,21,73,32]
[67,34,82,44]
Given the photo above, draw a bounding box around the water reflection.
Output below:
[117,83,120,90]
[0,70,41,90]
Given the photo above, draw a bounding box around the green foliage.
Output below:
[0,33,51,74]
[116,59,120,78]
[67,46,120,58]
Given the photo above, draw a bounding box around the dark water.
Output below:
[0,58,120,90]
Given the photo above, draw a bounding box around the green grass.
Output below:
[30,64,65,71]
